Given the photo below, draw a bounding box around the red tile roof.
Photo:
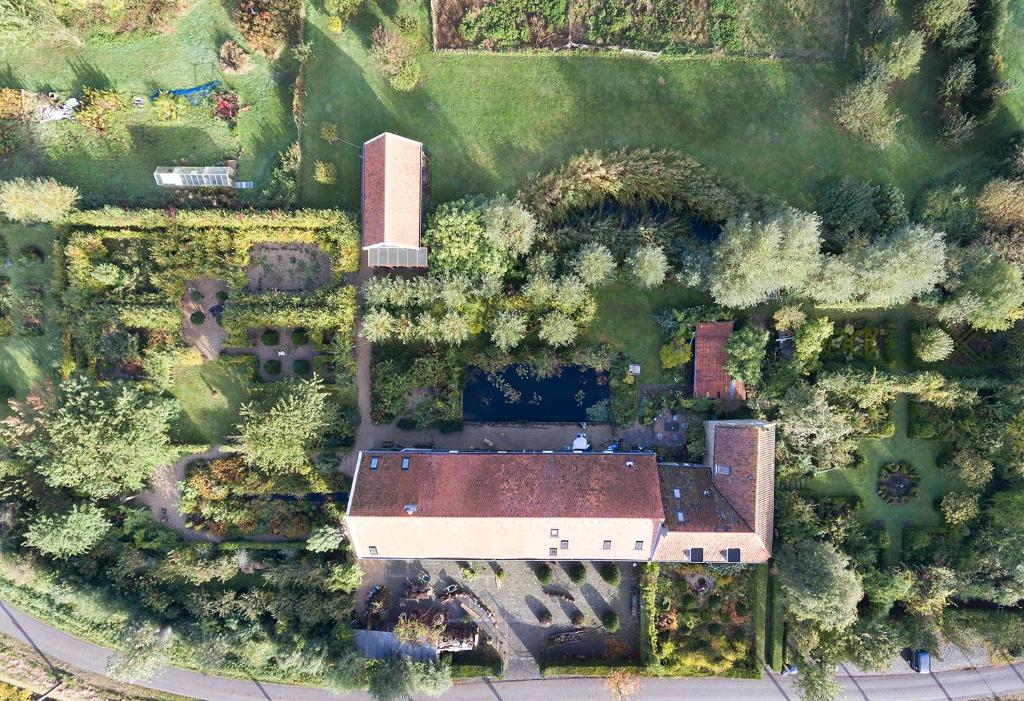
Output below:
[349,451,665,520]
[361,133,423,250]
[693,321,746,400]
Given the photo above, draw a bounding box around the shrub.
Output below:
[571,609,586,626]
[17,245,44,265]
[235,0,301,55]
[77,88,123,132]
[190,311,205,325]
[293,358,311,375]
[628,245,668,289]
[913,326,954,363]
[599,562,622,585]
[320,121,339,144]
[292,328,310,345]
[0,177,78,223]
[602,610,620,633]
[568,562,587,585]
[370,25,422,92]
[773,305,807,332]
[461,564,479,581]
[219,40,254,74]
[325,0,362,22]
[190,289,204,302]
[832,78,901,149]
[306,525,344,552]
[915,0,972,40]
[0,88,27,120]
[216,290,229,302]
[538,608,553,627]
[978,178,1024,230]
[535,563,554,585]
[396,416,417,431]
[264,359,282,375]
[314,161,337,185]
[261,329,281,345]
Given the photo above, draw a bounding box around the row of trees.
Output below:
[361,195,670,349]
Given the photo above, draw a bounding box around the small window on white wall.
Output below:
[368,546,378,556]
[550,528,559,537]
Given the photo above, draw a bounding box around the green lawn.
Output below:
[300,0,1017,212]
[584,282,706,384]
[811,395,955,564]
[0,0,295,204]
[169,357,255,445]
[1000,1,1024,125]
[0,224,59,404]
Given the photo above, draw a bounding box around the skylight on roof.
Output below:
[401,457,410,470]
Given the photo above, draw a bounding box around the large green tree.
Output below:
[723,324,768,388]
[778,538,864,630]
[939,246,1024,331]
[1,376,178,499]
[0,177,78,223]
[24,503,111,558]
[807,224,946,307]
[708,208,822,307]
[238,377,333,473]
[423,199,511,279]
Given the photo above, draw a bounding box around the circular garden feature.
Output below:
[260,329,280,345]
[293,358,311,375]
[263,359,282,376]
[190,311,205,325]
[877,461,920,504]
[190,289,204,302]
[216,290,229,302]
[18,245,44,265]
[291,328,310,345]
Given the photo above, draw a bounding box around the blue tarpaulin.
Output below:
[150,80,221,104]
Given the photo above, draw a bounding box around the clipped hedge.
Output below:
[541,660,646,677]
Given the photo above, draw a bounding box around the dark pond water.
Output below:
[462,365,610,423]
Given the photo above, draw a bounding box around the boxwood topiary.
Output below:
[190,311,205,325]
[599,562,621,585]
[293,358,311,375]
[264,359,282,375]
[292,328,310,345]
[261,329,280,345]
[601,610,620,633]
[535,563,554,585]
[568,562,587,585]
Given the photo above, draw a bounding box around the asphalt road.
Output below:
[3,600,1024,701]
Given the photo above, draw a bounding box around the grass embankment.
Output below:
[0,0,294,204]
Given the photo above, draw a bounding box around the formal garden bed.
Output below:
[432,0,849,55]
[643,563,762,677]
[821,320,897,369]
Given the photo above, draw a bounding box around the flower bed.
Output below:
[823,321,894,367]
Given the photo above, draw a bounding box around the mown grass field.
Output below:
[300,0,1020,213]
[0,0,295,204]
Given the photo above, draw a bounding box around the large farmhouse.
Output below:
[345,420,775,564]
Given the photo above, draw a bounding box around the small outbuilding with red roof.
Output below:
[693,321,746,401]
[361,132,429,268]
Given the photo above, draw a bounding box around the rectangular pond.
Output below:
[462,365,610,423]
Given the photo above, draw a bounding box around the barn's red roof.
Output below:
[693,321,746,400]
[361,133,423,250]
[348,451,664,520]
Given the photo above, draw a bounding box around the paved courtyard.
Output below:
[356,559,641,680]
